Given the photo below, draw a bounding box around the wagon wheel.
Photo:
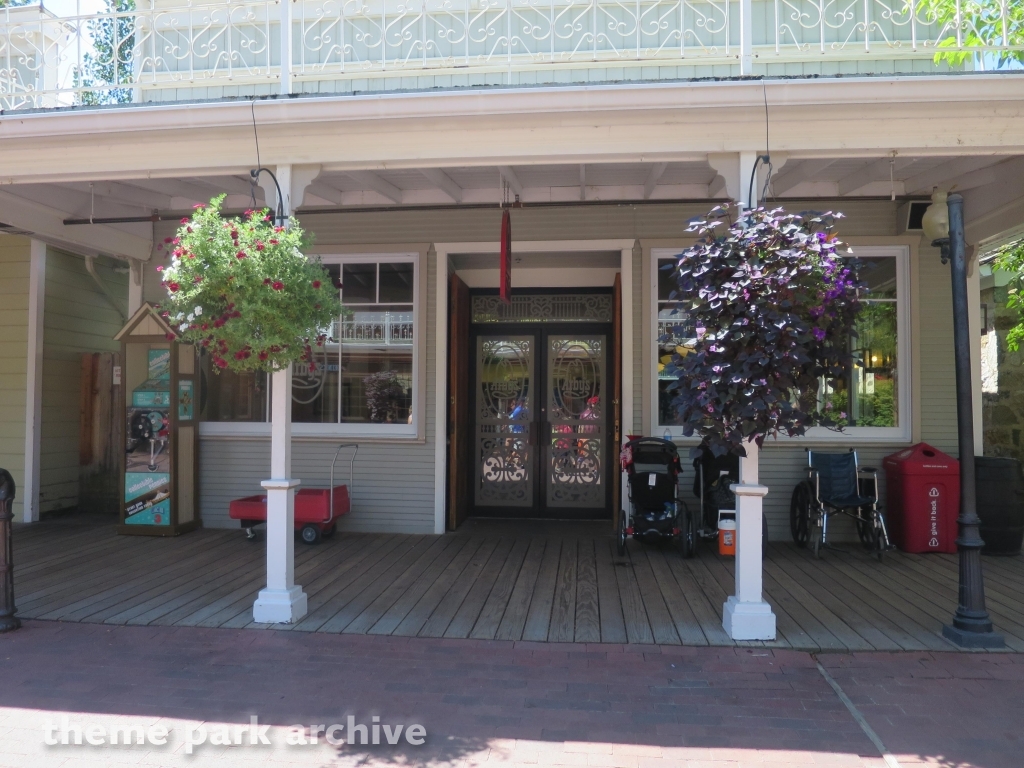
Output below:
[790,481,813,547]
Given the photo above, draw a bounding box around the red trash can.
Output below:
[883,443,960,553]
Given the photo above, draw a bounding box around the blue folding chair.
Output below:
[789,450,891,560]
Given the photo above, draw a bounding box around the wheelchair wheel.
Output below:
[790,481,813,547]
[871,514,886,562]
[616,510,628,557]
[855,508,874,548]
[811,515,823,559]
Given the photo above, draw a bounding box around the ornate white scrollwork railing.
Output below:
[1,0,1019,110]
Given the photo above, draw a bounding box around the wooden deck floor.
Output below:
[12,515,1024,651]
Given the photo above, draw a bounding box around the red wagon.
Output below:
[229,443,358,544]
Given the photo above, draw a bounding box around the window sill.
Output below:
[199,422,422,442]
[653,427,911,445]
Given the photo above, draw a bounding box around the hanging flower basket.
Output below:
[663,206,862,457]
[157,195,343,372]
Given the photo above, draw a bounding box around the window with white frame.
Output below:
[200,253,420,436]
[651,246,910,440]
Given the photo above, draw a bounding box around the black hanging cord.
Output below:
[248,99,286,225]
[745,79,774,209]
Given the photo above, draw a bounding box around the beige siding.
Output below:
[0,236,30,520]
[39,251,126,513]
[144,200,951,537]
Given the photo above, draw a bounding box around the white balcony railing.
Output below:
[1,0,1020,110]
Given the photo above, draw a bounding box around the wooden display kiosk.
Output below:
[114,304,200,536]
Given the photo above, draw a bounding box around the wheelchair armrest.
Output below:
[859,467,878,475]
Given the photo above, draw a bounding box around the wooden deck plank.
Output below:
[305,537,435,634]
[628,545,681,645]
[392,537,488,637]
[615,544,655,644]
[213,536,399,630]
[418,538,501,638]
[468,538,530,640]
[896,551,1024,616]
[495,538,547,641]
[149,535,378,628]
[594,537,628,644]
[817,550,958,652]
[548,539,579,643]
[345,536,460,635]
[767,546,902,651]
[368,536,475,636]
[273,535,401,630]
[645,548,708,646]
[49,533,241,622]
[521,538,562,642]
[317,536,445,634]
[663,549,732,646]
[573,538,601,643]
[444,537,516,639]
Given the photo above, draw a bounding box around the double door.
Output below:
[471,324,610,518]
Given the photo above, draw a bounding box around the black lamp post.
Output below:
[923,191,1004,649]
[0,468,19,633]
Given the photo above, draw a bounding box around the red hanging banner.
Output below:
[499,208,512,305]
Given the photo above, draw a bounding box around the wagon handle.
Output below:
[330,443,359,521]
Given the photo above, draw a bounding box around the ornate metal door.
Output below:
[545,336,606,509]
[473,336,535,508]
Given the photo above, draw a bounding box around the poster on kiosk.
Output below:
[115,303,200,536]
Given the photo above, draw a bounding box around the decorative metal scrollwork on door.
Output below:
[475,337,534,506]
[546,337,605,508]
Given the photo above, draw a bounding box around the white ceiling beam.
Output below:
[120,178,219,205]
[304,181,345,205]
[901,156,1006,196]
[769,159,836,195]
[643,162,668,199]
[837,157,917,196]
[420,168,462,203]
[579,164,586,201]
[498,166,523,197]
[947,157,1024,193]
[63,181,171,211]
[188,174,260,197]
[0,189,152,260]
[347,171,402,204]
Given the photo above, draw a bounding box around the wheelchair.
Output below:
[789,449,892,560]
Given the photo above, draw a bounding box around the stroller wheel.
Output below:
[300,524,322,545]
[616,511,627,557]
[676,502,697,558]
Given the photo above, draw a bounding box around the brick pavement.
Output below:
[0,621,1018,768]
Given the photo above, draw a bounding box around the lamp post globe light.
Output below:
[922,189,1004,648]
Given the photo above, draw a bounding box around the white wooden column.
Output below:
[253,163,308,624]
[22,240,46,523]
[723,441,776,639]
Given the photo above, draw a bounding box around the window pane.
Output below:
[852,302,898,426]
[379,262,414,303]
[657,258,677,302]
[342,263,376,304]
[858,257,897,300]
[341,351,413,424]
[292,352,340,423]
[199,359,267,422]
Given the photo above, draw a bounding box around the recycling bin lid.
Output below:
[883,442,959,476]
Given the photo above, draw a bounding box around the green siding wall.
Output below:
[39,251,127,513]
[0,236,30,520]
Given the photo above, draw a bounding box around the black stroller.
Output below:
[618,437,698,557]
[693,443,769,555]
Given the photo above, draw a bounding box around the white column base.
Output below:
[723,595,776,640]
[253,585,308,624]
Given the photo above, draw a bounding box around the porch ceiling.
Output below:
[2,154,1023,258]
